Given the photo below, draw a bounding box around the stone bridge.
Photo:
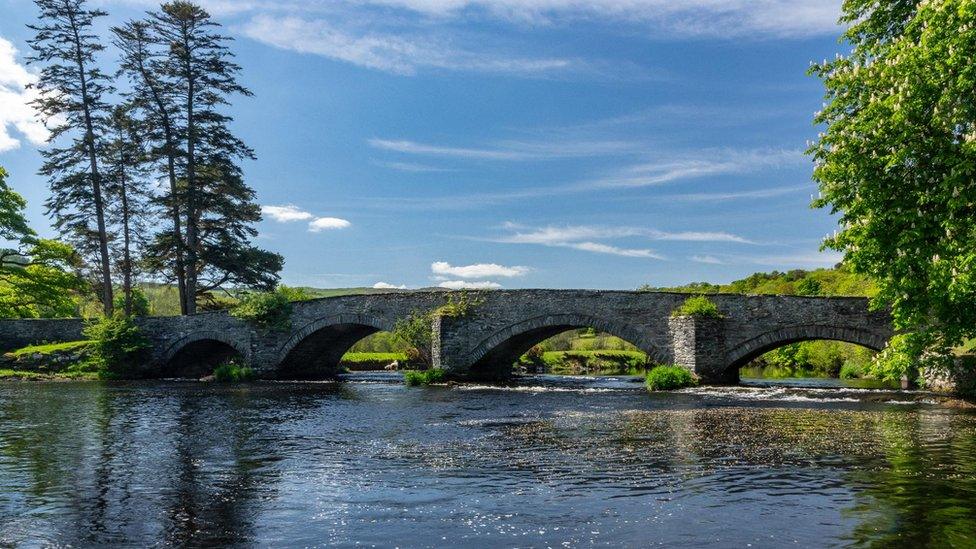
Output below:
[0,290,893,383]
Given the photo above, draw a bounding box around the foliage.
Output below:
[521,350,649,376]
[1,167,90,318]
[403,368,446,386]
[809,0,976,378]
[393,291,486,364]
[213,360,255,382]
[82,314,150,377]
[645,365,698,391]
[103,106,153,317]
[840,360,870,380]
[27,0,116,315]
[434,290,485,318]
[645,267,877,298]
[672,295,722,318]
[393,311,434,363]
[230,288,294,331]
[113,287,151,317]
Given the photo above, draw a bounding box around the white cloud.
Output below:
[431,261,529,278]
[691,255,724,265]
[567,242,663,258]
[261,204,314,222]
[373,281,407,289]
[0,37,47,152]
[241,15,573,76]
[438,280,502,289]
[499,223,751,245]
[308,217,352,231]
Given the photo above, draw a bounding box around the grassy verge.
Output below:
[0,366,99,381]
[5,340,92,359]
[340,352,410,370]
[520,350,648,376]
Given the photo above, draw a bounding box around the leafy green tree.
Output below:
[27,0,115,315]
[0,167,88,318]
[810,0,976,378]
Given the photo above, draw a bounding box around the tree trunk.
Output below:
[183,33,198,315]
[70,10,113,316]
[118,151,133,317]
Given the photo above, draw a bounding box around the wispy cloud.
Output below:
[432,261,529,278]
[369,137,642,161]
[583,149,804,190]
[485,222,755,259]
[665,183,811,202]
[241,14,575,77]
[308,217,352,231]
[691,255,724,264]
[262,204,314,222]
[351,1,841,38]
[438,280,502,289]
[375,161,456,173]
[0,37,47,152]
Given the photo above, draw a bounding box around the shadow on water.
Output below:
[0,378,974,546]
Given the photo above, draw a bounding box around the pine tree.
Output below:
[102,106,153,317]
[113,19,189,314]
[141,1,280,311]
[27,0,115,315]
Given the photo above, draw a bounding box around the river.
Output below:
[1,374,974,547]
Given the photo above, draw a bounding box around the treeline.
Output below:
[2,0,279,320]
[640,266,878,297]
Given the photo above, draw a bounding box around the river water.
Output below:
[1,374,974,547]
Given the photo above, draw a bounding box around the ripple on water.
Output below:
[0,379,974,547]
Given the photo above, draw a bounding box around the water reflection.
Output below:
[0,377,974,547]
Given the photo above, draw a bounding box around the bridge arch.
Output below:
[725,324,888,373]
[276,313,396,379]
[465,313,667,378]
[160,331,251,378]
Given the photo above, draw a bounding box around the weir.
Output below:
[0,290,894,383]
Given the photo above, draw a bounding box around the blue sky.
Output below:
[0,0,849,290]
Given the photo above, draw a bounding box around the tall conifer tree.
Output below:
[140,1,280,312]
[113,20,189,314]
[27,0,115,315]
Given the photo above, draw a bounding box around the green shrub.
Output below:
[672,295,722,318]
[113,287,151,316]
[82,314,151,378]
[839,359,869,380]
[645,365,698,391]
[213,360,255,382]
[403,368,446,386]
[231,288,294,331]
